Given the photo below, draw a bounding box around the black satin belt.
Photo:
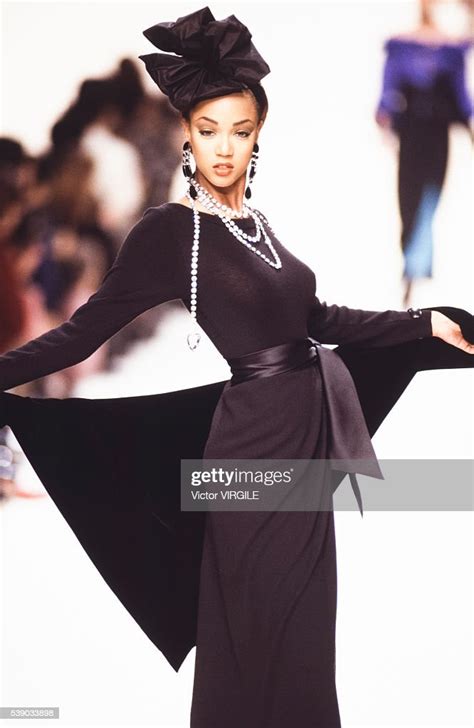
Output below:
[228,336,319,385]
[227,336,385,517]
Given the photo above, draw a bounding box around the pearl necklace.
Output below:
[185,179,282,351]
[191,178,251,219]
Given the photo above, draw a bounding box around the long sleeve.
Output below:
[376,40,402,123]
[0,206,180,392]
[307,297,432,347]
[450,43,473,126]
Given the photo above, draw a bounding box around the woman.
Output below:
[375,0,473,306]
[1,7,473,727]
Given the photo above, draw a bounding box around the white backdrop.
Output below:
[1,2,473,727]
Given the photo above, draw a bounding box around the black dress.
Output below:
[0,203,471,727]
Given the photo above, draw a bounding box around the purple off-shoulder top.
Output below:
[376,37,473,130]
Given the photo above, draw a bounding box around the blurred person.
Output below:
[78,65,181,346]
[3,211,51,348]
[50,93,134,261]
[5,212,101,399]
[48,76,169,350]
[30,146,116,312]
[0,7,474,726]
[2,145,120,395]
[0,192,23,500]
[38,228,110,398]
[41,145,102,231]
[375,0,473,307]
[77,78,145,235]
[68,64,183,231]
[107,58,183,210]
[0,207,111,497]
[0,137,37,200]
[96,61,185,346]
[0,180,26,351]
[0,211,51,500]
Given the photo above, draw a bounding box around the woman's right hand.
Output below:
[375,109,392,130]
[430,311,474,355]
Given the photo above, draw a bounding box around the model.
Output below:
[1,7,473,727]
[375,0,473,306]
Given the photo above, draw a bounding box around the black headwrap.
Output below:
[138,5,270,113]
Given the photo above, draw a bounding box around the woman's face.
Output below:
[424,0,472,33]
[182,91,264,193]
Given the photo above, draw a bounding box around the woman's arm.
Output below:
[375,39,403,127]
[0,206,180,392]
[307,297,432,347]
[451,43,473,127]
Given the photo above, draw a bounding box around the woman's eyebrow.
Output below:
[195,116,253,125]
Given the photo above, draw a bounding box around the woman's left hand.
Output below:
[430,311,474,354]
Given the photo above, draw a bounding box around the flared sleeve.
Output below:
[307,296,432,347]
[0,206,181,392]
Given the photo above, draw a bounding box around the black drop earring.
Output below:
[182,141,197,199]
[245,142,259,200]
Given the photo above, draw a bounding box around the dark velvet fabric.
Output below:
[1,327,472,675]
[0,199,472,726]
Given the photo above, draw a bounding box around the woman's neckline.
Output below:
[388,34,472,49]
[167,201,259,227]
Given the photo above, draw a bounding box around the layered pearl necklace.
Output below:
[185,177,282,351]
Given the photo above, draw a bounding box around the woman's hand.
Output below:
[375,109,392,130]
[430,311,474,354]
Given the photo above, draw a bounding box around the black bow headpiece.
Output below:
[138,6,270,113]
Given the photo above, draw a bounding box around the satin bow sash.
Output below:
[227,336,385,517]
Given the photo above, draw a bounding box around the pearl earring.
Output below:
[245,142,259,200]
[182,141,197,200]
